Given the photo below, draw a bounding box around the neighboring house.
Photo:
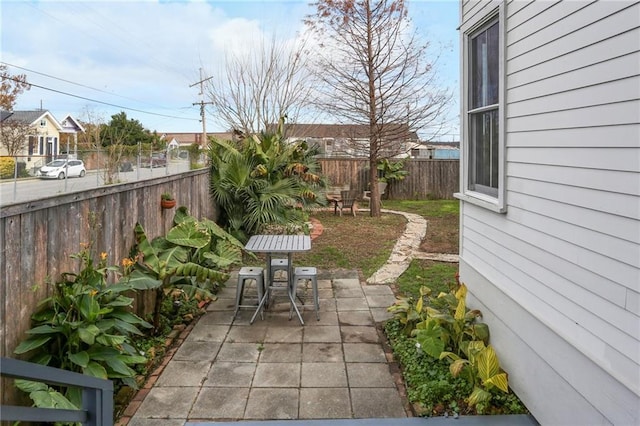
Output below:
[59,114,85,156]
[456,1,639,425]
[410,141,460,159]
[160,132,236,149]
[280,123,419,158]
[167,137,180,151]
[0,110,63,171]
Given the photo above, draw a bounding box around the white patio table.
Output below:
[244,234,311,324]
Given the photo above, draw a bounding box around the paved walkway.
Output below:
[125,270,406,425]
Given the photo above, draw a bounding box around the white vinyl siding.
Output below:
[459,0,640,424]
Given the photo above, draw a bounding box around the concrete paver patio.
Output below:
[124,269,408,425]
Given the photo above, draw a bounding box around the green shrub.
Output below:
[0,157,16,178]
[385,319,471,415]
[131,207,244,334]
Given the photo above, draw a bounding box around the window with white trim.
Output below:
[469,18,499,197]
[456,10,505,212]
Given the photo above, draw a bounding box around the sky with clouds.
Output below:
[2,0,460,141]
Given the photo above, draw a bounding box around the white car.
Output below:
[37,159,86,179]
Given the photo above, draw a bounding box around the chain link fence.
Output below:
[0,147,208,203]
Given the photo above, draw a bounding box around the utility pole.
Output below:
[190,68,214,147]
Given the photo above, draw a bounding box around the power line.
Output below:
[22,1,192,85]
[3,75,198,121]
[1,62,159,108]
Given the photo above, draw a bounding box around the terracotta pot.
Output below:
[161,199,176,209]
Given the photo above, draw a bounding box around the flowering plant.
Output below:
[14,245,153,408]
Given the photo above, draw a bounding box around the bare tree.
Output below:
[78,107,105,150]
[0,119,32,157]
[1,64,33,157]
[0,64,31,111]
[203,35,316,136]
[78,108,138,184]
[305,0,452,216]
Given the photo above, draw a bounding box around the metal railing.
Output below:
[0,357,113,425]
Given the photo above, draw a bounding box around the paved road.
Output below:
[0,160,193,205]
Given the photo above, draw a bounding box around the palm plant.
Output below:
[208,118,327,242]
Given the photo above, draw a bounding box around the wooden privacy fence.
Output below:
[1,160,456,357]
[318,158,459,200]
[0,169,215,364]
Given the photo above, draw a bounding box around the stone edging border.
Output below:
[365,209,428,284]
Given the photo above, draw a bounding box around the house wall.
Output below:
[32,115,60,167]
[0,115,62,171]
[459,1,640,424]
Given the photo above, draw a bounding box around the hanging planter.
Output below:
[161,193,176,209]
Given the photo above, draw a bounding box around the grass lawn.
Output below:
[382,199,460,254]
[284,199,461,286]
[296,210,407,278]
[246,199,460,292]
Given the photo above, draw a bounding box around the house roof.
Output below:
[161,125,419,145]
[279,123,419,141]
[0,110,63,130]
[160,132,235,145]
[60,114,85,133]
[420,141,460,148]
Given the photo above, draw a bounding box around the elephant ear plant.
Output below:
[13,246,155,411]
[131,207,245,334]
[388,279,510,413]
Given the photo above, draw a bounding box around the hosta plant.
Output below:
[387,285,433,335]
[416,283,489,358]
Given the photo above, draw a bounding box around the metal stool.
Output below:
[270,258,289,283]
[235,267,265,321]
[292,266,319,321]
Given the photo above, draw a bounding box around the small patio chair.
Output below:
[270,258,289,283]
[363,182,387,204]
[339,190,357,217]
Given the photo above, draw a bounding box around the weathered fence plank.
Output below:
[1,169,215,408]
[0,169,214,370]
[318,158,459,200]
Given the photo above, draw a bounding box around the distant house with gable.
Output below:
[279,123,419,158]
[0,110,65,171]
[59,114,85,155]
[160,132,236,150]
